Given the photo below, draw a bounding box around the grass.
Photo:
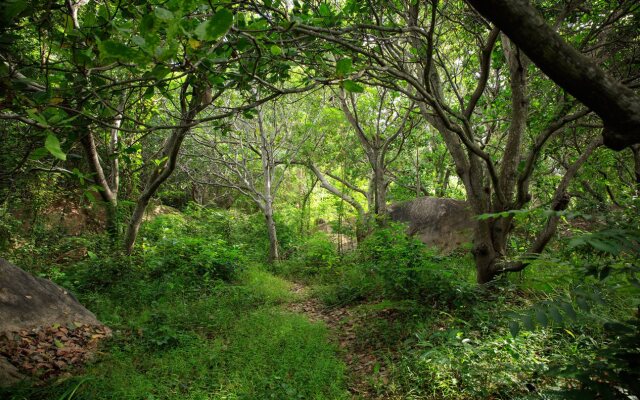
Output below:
[2,266,348,400]
[3,210,636,400]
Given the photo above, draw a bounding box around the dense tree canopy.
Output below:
[2,0,639,277]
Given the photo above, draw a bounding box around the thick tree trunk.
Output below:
[492,36,529,256]
[474,219,500,284]
[465,0,640,150]
[373,158,387,216]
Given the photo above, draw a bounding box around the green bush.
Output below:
[145,235,243,283]
[357,223,428,298]
[282,232,339,277]
[315,224,478,308]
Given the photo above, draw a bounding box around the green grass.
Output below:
[4,209,636,400]
[2,266,347,400]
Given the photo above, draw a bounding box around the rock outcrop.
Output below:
[389,197,475,252]
[0,258,109,386]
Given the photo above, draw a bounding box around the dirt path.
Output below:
[286,282,389,399]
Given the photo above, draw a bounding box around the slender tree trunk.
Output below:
[299,177,316,237]
[123,127,189,254]
[80,130,119,241]
[264,202,279,263]
[123,82,203,254]
[415,146,421,197]
[123,195,150,254]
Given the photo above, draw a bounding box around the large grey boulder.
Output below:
[0,258,107,386]
[0,259,101,332]
[389,197,475,252]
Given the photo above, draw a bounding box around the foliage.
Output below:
[279,232,339,277]
[314,225,477,309]
[1,0,639,397]
[141,214,243,283]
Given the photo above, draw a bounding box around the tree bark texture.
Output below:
[466,0,640,150]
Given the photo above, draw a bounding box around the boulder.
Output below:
[0,259,101,332]
[0,258,109,386]
[143,204,182,221]
[389,197,475,252]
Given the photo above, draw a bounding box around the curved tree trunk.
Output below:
[80,130,119,241]
[124,83,203,254]
[465,0,640,150]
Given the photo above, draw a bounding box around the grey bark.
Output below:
[465,0,640,150]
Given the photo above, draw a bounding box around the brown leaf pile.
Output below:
[0,323,111,380]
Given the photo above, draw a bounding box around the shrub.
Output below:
[357,223,430,298]
[145,235,243,283]
[294,232,338,272]
[316,224,478,307]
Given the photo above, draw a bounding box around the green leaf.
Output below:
[132,35,146,47]
[139,14,156,34]
[195,8,233,41]
[270,45,283,56]
[522,315,535,330]
[535,309,548,327]
[1,0,28,24]
[29,147,49,160]
[319,3,331,17]
[549,306,563,324]
[587,238,619,255]
[576,297,590,311]
[336,58,352,77]
[54,339,64,349]
[509,321,520,338]
[561,302,577,320]
[98,40,138,62]
[26,108,48,126]
[154,7,173,20]
[150,64,171,79]
[143,85,155,99]
[343,80,364,93]
[45,134,66,161]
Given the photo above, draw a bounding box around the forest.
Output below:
[0,0,639,399]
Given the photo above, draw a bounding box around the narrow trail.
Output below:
[285,282,390,399]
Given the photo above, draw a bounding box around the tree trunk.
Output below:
[415,146,421,197]
[632,145,640,195]
[123,195,150,255]
[492,36,529,257]
[465,0,640,150]
[373,157,387,216]
[80,131,119,241]
[123,82,203,254]
[264,204,279,263]
[474,218,500,284]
